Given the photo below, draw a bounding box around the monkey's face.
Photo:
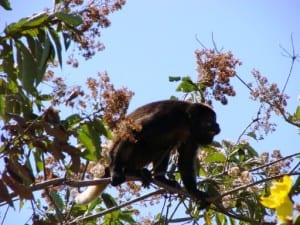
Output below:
[195,118,220,144]
[189,105,220,145]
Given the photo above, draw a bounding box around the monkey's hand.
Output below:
[194,190,211,209]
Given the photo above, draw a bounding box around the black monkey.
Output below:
[74,100,220,206]
[110,100,220,204]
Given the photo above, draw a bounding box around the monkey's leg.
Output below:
[153,152,180,188]
[178,141,210,208]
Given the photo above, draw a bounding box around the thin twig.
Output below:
[67,189,166,225]
[219,172,300,199]
[250,152,300,172]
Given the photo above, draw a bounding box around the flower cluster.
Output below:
[56,0,126,60]
[86,72,134,130]
[249,70,290,134]
[195,49,242,105]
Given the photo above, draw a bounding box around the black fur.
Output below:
[109,100,220,205]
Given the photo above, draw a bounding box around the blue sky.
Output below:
[1,1,300,224]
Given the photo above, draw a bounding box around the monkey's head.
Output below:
[188,103,220,145]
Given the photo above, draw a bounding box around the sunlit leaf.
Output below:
[204,152,226,163]
[23,12,48,28]
[34,150,44,173]
[176,76,197,92]
[295,106,300,120]
[54,12,83,27]
[77,121,102,161]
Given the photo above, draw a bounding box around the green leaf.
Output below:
[23,12,48,28]
[16,41,36,92]
[102,193,117,208]
[0,0,12,10]
[54,12,83,27]
[48,27,62,67]
[93,118,112,139]
[1,42,15,79]
[0,95,6,119]
[77,121,102,161]
[34,150,44,173]
[63,114,82,129]
[5,13,48,36]
[62,32,72,50]
[49,191,64,210]
[295,106,300,120]
[176,76,197,93]
[293,213,300,225]
[168,76,181,82]
[119,211,135,224]
[204,152,226,163]
[5,18,28,36]
[36,34,52,84]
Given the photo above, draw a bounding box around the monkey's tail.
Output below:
[74,168,111,205]
[74,180,109,205]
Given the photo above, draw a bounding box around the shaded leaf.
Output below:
[5,157,34,185]
[16,40,36,92]
[49,191,64,211]
[36,33,52,84]
[0,179,13,207]
[48,27,62,67]
[63,114,82,129]
[0,0,12,10]
[168,76,181,82]
[2,172,33,200]
[62,31,72,50]
[1,42,15,79]
[119,211,135,224]
[102,193,117,208]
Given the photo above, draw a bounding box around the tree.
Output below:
[0,1,300,224]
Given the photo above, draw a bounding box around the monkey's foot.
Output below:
[139,168,152,188]
[111,173,126,186]
[194,190,211,209]
[154,176,181,189]
[122,168,153,188]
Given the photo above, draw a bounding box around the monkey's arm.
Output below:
[178,141,209,206]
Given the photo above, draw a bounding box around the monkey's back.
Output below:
[111,100,193,169]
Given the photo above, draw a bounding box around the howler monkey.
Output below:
[75,100,220,206]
